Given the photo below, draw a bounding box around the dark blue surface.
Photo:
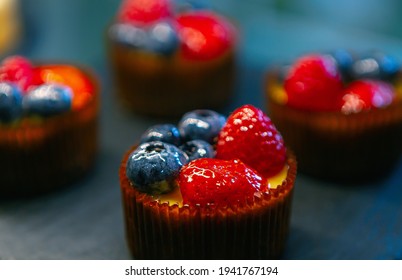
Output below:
[1,0,402,259]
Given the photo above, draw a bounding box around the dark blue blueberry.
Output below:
[126,141,189,194]
[375,53,400,81]
[147,20,179,55]
[109,23,148,49]
[328,49,355,81]
[23,84,72,116]
[180,139,215,161]
[178,109,226,144]
[140,124,182,146]
[0,82,23,122]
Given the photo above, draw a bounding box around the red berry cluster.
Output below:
[177,105,287,206]
[116,0,235,60]
[283,54,397,113]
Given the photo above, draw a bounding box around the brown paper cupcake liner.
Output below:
[266,69,402,183]
[107,39,236,118]
[119,147,297,259]
[0,68,99,197]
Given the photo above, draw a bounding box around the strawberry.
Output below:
[284,54,344,111]
[0,56,36,92]
[34,65,94,110]
[176,11,234,60]
[178,158,267,206]
[215,105,286,178]
[339,79,396,114]
[118,0,172,25]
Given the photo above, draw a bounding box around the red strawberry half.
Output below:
[118,0,172,25]
[284,54,344,111]
[176,11,235,60]
[216,104,286,178]
[339,79,396,114]
[178,158,267,206]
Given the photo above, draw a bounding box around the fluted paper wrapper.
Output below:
[266,69,402,183]
[0,68,99,197]
[107,33,236,118]
[120,148,297,259]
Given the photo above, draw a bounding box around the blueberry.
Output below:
[375,53,400,81]
[126,141,189,194]
[0,82,23,122]
[178,109,226,143]
[23,84,72,116]
[140,124,182,146]
[180,139,215,161]
[109,23,148,49]
[328,49,355,81]
[147,20,179,55]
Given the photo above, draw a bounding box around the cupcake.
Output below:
[119,105,297,259]
[107,0,237,117]
[0,55,99,197]
[266,50,402,183]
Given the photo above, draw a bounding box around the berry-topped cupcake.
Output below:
[107,0,237,117]
[119,105,297,259]
[266,50,402,183]
[0,55,99,197]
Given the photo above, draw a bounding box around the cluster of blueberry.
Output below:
[126,109,225,194]
[0,56,73,123]
[330,49,400,82]
[0,82,72,123]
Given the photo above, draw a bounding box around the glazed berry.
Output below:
[178,158,267,206]
[126,141,188,194]
[147,20,179,55]
[216,104,286,178]
[118,0,172,25]
[0,82,23,122]
[23,84,73,116]
[109,23,149,49]
[178,109,226,143]
[180,139,214,161]
[0,56,35,92]
[176,11,234,60]
[34,65,94,110]
[349,52,400,81]
[284,54,344,111]
[140,123,182,146]
[339,79,395,114]
[329,49,355,81]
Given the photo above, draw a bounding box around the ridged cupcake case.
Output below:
[107,44,236,117]
[0,66,99,197]
[266,68,402,183]
[119,146,297,259]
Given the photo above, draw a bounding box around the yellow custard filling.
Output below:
[153,164,289,206]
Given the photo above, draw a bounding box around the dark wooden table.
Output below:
[1,0,402,260]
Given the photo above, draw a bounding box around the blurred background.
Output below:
[1,0,402,259]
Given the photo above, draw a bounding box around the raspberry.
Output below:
[0,56,35,92]
[118,0,172,25]
[176,11,234,60]
[178,158,267,206]
[215,105,286,178]
[284,54,344,111]
[339,79,396,114]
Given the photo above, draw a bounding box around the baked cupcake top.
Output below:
[108,0,236,60]
[271,50,402,114]
[0,55,95,125]
[124,104,291,207]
